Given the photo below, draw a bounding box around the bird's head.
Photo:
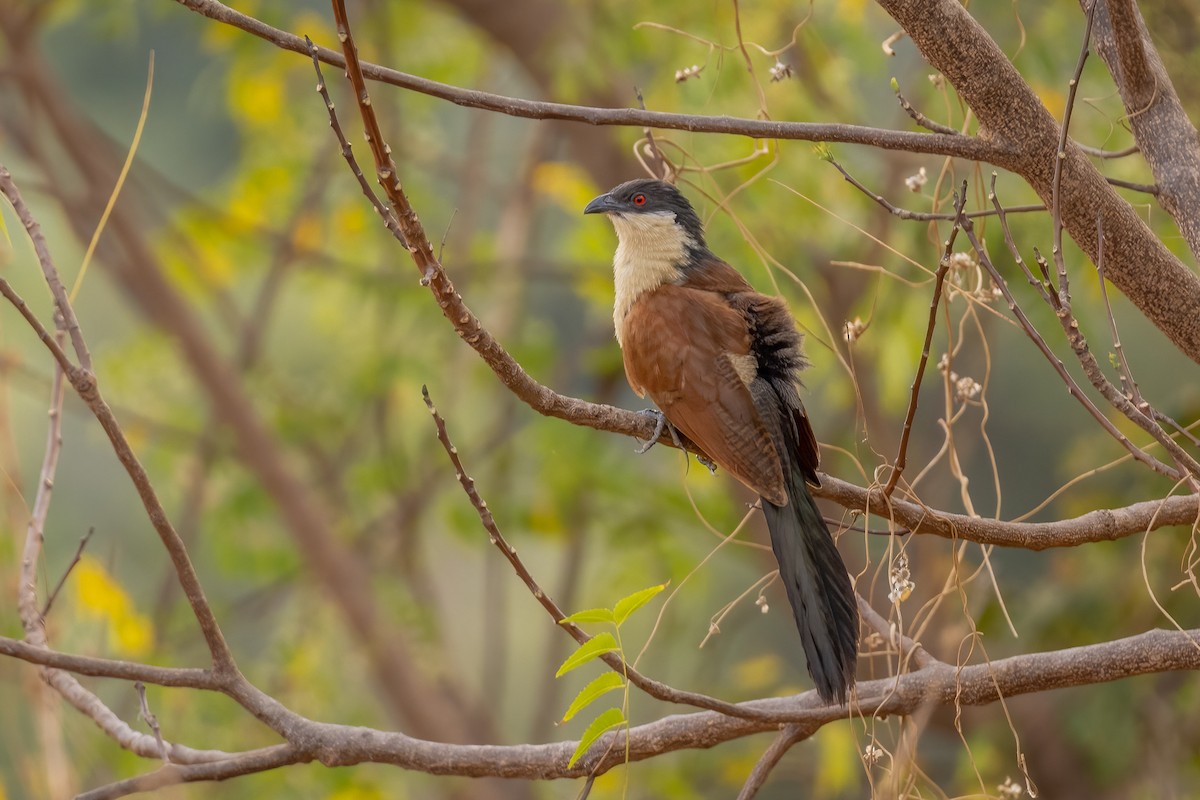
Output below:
[583,179,708,261]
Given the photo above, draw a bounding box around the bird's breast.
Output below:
[609,214,693,344]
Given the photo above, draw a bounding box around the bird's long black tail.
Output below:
[762,471,858,704]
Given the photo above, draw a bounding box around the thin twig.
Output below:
[17,331,67,642]
[892,80,960,135]
[883,182,968,497]
[0,279,76,375]
[1076,142,1139,159]
[1094,214,1141,406]
[420,386,772,721]
[826,155,1044,221]
[0,166,92,371]
[979,178,1191,478]
[633,86,671,182]
[304,35,406,248]
[1050,0,1099,302]
[0,637,221,689]
[134,681,169,762]
[41,526,95,618]
[1105,176,1157,194]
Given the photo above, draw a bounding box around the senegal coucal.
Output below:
[584,178,858,703]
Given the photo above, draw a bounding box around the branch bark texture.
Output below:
[1088,0,1200,264]
[874,0,1200,363]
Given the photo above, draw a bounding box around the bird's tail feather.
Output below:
[763,472,858,704]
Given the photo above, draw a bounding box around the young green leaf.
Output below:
[560,607,615,625]
[567,707,626,768]
[613,582,668,626]
[561,672,624,723]
[555,632,618,677]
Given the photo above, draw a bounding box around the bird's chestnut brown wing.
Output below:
[620,284,788,505]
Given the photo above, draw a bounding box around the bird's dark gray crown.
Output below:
[603,179,707,248]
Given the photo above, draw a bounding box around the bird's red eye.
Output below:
[632,193,647,206]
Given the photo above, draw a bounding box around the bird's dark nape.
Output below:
[762,476,858,704]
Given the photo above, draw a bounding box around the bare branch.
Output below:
[75,744,307,800]
[979,181,1186,479]
[303,35,405,247]
[892,79,960,135]
[44,627,1200,795]
[818,474,1199,549]
[0,637,219,688]
[883,183,965,496]
[1077,142,1139,159]
[134,681,169,762]
[174,0,1006,163]
[420,386,776,721]
[875,0,1200,364]
[826,154,1045,220]
[42,526,94,618]
[736,723,817,800]
[0,165,92,370]
[1089,0,1200,263]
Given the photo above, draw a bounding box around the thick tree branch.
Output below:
[1088,0,1200,265]
[875,0,1200,365]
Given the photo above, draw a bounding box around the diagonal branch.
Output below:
[874,0,1200,365]
[298,24,1198,551]
[1089,0,1200,265]
[882,183,966,496]
[0,166,92,370]
[421,386,777,722]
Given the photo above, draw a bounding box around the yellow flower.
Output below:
[73,556,155,658]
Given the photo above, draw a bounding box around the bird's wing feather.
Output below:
[729,291,822,483]
[621,284,788,505]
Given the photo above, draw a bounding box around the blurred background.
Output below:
[0,1,1198,798]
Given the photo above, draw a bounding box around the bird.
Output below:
[583,178,858,704]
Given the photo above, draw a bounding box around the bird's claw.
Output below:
[697,454,718,475]
[635,408,667,454]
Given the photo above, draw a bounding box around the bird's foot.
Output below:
[634,410,717,475]
[635,408,668,454]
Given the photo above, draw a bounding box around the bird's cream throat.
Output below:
[608,211,696,345]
